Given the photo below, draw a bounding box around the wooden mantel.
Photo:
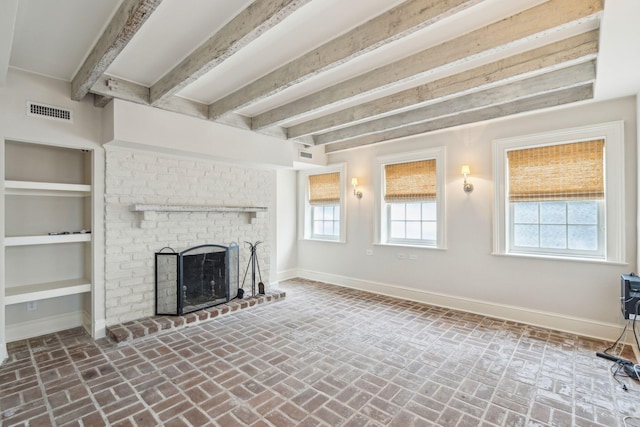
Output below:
[130,204,267,214]
[130,204,268,227]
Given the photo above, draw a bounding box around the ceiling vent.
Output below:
[26,101,73,123]
[299,150,313,159]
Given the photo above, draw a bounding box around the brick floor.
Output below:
[1,278,640,426]
[105,290,286,344]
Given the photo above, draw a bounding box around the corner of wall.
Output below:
[101,99,114,144]
[0,341,7,364]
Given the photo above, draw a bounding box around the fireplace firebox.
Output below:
[155,244,239,315]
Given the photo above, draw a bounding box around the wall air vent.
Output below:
[299,151,313,159]
[26,101,73,123]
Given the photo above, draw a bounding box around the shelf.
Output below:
[5,180,91,197]
[5,279,91,305]
[5,233,91,246]
[130,204,268,227]
[130,204,267,213]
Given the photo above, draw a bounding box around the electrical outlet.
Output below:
[397,253,406,259]
[27,301,37,312]
[366,249,373,256]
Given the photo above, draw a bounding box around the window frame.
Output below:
[299,164,347,243]
[493,121,625,263]
[375,147,446,249]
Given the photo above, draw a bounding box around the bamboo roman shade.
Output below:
[308,172,340,205]
[507,140,604,202]
[384,159,436,202]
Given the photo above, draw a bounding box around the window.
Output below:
[508,140,604,257]
[309,172,340,239]
[493,122,625,262]
[299,165,346,242]
[375,148,446,248]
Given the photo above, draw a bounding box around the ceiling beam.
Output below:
[93,95,113,108]
[71,0,163,101]
[149,0,312,106]
[207,0,486,120]
[287,30,599,139]
[91,75,150,105]
[253,0,603,130]
[325,85,594,153]
[315,61,595,145]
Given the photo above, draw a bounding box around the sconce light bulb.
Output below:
[461,165,473,193]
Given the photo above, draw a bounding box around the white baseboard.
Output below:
[277,269,299,282]
[6,310,85,342]
[295,269,629,344]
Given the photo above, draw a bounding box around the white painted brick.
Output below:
[105,148,274,326]
[121,244,149,254]
[106,246,123,255]
[120,260,146,270]
[108,254,133,263]
[117,277,145,287]
[105,269,133,280]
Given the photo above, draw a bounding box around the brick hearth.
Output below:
[106,290,285,344]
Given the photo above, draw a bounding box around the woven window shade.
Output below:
[308,172,340,205]
[384,159,436,202]
[507,140,604,202]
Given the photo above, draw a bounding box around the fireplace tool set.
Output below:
[240,241,264,298]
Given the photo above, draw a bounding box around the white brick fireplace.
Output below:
[104,147,275,326]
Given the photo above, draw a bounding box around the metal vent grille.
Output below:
[299,151,313,159]
[26,102,73,123]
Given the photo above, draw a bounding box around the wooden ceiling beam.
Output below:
[254,0,603,131]
[91,75,150,105]
[325,85,594,153]
[315,61,595,145]
[93,95,113,108]
[207,0,486,120]
[149,0,312,106]
[71,0,163,101]
[287,30,599,139]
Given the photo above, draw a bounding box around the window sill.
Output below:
[491,251,627,266]
[374,242,447,251]
[301,237,346,244]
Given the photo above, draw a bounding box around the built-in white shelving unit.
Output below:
[2,140,95,343]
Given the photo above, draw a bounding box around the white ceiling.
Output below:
[3,0,639,150]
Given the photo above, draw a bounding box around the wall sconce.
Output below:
[461,165,474,193]
[351,178,363,199]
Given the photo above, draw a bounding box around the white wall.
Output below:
[277,169,298,280]
[295,96,638,341]
[109,99,295,168]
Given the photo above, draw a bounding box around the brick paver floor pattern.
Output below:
[1,278,639,426]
